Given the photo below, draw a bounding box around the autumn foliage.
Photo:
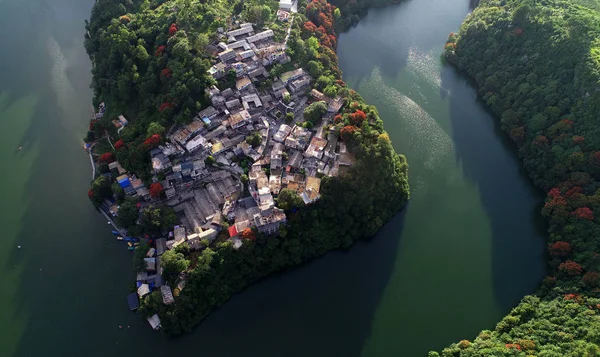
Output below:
[155,45,166,57]
[149,182,164,198]
[550,241,572,257]
[572,207,594,221]
[340,125,358,141]
[505,344,521,351]
[99,152,114,163]
[350,110,366,125]
[143,134,162,149]
[159,102,174,112]
[161,68,172,79]
[114,139,125,150]
[168,23,178,36]
[559,260,583,276]
[241,228,256,241]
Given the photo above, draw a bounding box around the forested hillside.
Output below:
[438,0,600,355]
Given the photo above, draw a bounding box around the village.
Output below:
[92,2,355,330]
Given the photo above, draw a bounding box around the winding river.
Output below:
[0,0,545,356]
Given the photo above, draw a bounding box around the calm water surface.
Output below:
[0,0,545,356]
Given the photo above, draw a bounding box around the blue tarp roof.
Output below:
[127,293,139,311]
[118,179,131,188]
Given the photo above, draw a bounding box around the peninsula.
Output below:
[84,0,408,334]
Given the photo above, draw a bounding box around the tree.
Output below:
[91,176,112,198]
[161,250,189,282]
[147,122,165,136]
[350,110,366,125]
[276,188,304,210]
[149,182,163,198]
[285,112,294,123]
[160,207,179,229]
[115,139,125,150]
[558,260,583,276]
[303,101,327,124]
[246,132,262,148]
[549,241,571,257]
[141,207,162,232]
[241,227,256,241]
[99,152,114,163]
[283,93,292,104]
[133,240,150,272]
[205,155,216,165]
[117,201,139,228]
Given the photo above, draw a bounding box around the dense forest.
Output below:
[437,0,600,355]
[85,0,409,335]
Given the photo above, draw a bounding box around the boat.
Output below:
[111,230,119,235]
[133,242,140,247]
[116,236,124,241]
[127,242,133,247]
[127,246,134,251]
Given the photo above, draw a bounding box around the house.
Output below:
[185,135,209,153]
[280,68,305,84]
[238,49,255,60]
[147,314,161,330]
[108,161,127,175]
[228,39,251,50]
[328,96,345,113]
[279,0,293,11]
[310,89,330,102]
[152,153,172,171]
[241,93,262,111]
[231,62,245,77]
[225,98,242,111]
[236,76,252,91]
[253,208,286,234]
[248,67,268,81]
[246,29,274,44]
[156,238,167,256]
[289,77,311,93]
[208,62,227,79]
[137,284,150,299]
[161,285,175,305]
[229,110,251,129]
[144,257,156,272]
[285,125,312,150]
[198,106,219,121]
[301,176,321,204]
[226,24,254,41]
[273,124,292,142]
[277,9,290,21]
[118,115,128,126]
[218,48,237,62]
[127,293,139,311]
[305,136,328,159]
[117,174,131,188]
[272,79,286,93]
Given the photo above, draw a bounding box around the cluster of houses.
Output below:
[103,14,360,330]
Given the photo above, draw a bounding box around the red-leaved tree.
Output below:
[572,207,594,221]
[340,125,358,141]
[350,110,366,126]
[149,182,163,198]
[115,139,125,150]
[168,23,178,35]
[549,241,571,257]
[143,134,162,149]
[558,260,583,276]
[241,228,256,241]
[99,152,113,163]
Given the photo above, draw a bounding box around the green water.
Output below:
[0,0,545,356]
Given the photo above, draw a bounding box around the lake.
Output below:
[0,0,545,356]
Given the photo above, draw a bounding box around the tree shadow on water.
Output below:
[161,209,408,357]
[440,64,546,314]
